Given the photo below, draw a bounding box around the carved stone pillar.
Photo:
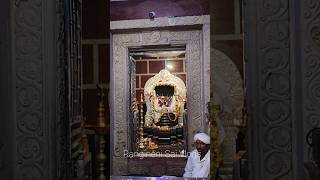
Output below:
[11,0,64,179]
[243,0,313,179]
[244,0,293,178]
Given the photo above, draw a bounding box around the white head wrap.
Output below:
[194,132,210,144]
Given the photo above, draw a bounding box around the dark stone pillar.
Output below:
[0,0,14,179]
[0,0,65,179]
[244,0,320,179]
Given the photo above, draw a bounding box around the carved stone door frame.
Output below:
[110,15,210,175]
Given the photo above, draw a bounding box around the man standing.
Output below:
[183,132,210,178]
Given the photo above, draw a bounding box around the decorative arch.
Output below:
[211,48,244,165]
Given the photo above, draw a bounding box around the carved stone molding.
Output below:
[259,2,293,178]
[244,0,292,179]
[111,15,210,31]
[110,15,210,175]
[14,0,47,179]
[13,0,59,179]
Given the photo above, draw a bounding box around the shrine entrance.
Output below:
[110,15,210,176]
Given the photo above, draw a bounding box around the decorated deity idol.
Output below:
[144,69,187,129]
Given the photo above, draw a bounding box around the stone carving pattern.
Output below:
[15,0,47,179]
[141,31,169,45]
[184,31,204,149]
[112,33,140,174]
[112,30,206,174]
[303,0,320,160]
[258,0,292,179]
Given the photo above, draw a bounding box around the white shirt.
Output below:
[183,149,210,178]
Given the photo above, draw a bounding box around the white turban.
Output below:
[194,132,210,144]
